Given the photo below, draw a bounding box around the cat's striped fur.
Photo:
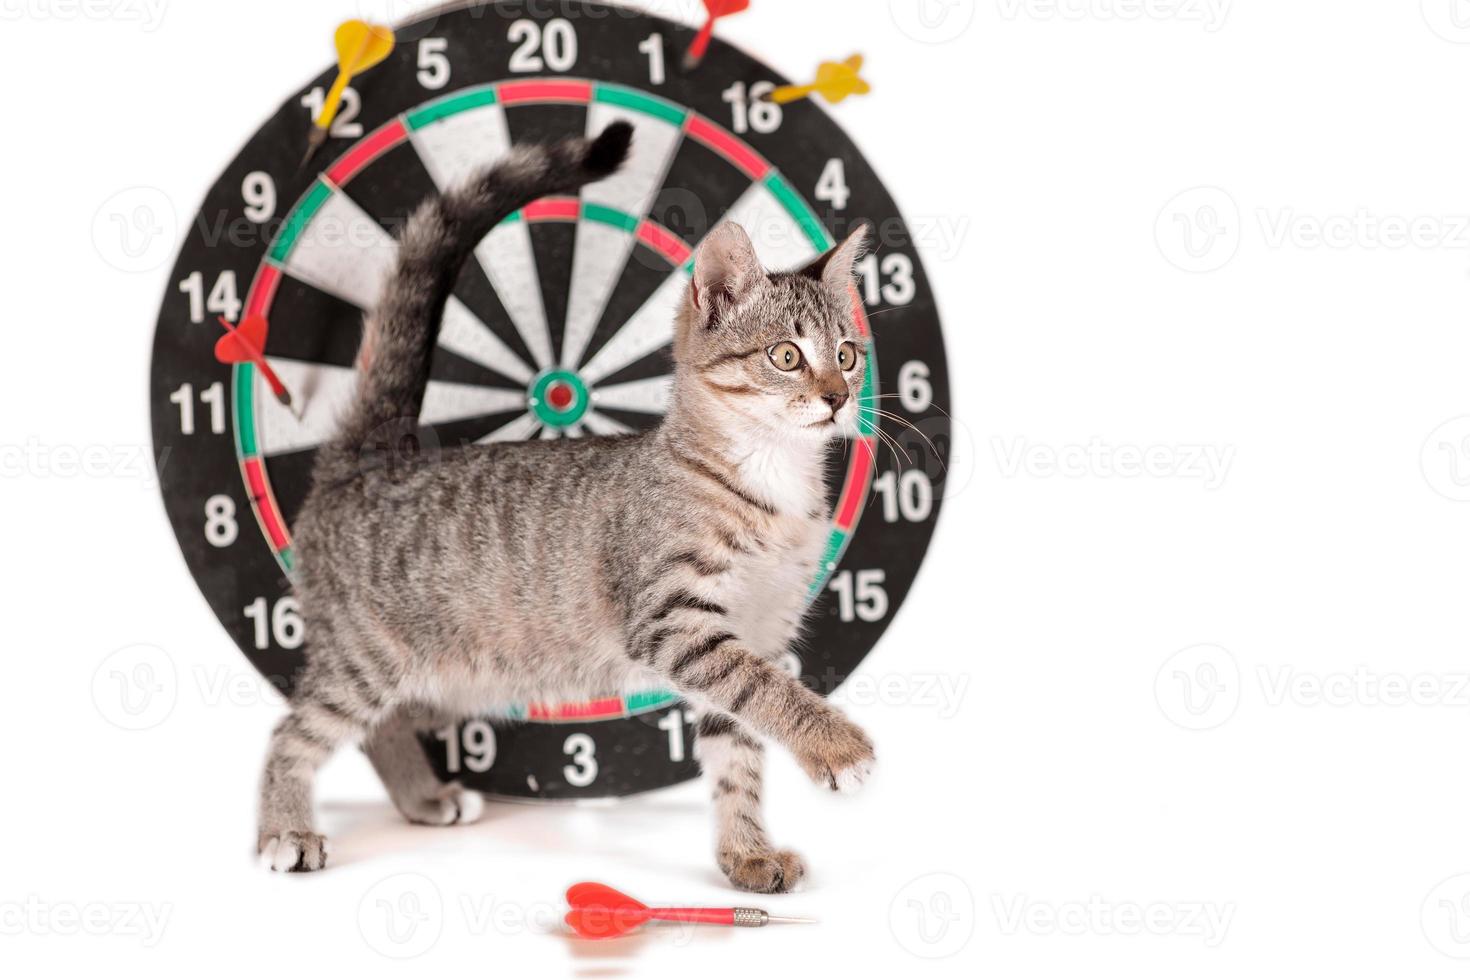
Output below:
[257,122,876,891]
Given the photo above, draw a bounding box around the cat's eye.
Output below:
[836,341,859,372]
[768,341,803,372]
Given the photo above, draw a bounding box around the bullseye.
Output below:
[529,369,590,429]
[546,381,574,411]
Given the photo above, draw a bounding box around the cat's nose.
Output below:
[822,391,849,413]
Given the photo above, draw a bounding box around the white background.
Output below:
[5,0,1470,975]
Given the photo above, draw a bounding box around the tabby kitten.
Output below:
[257,121,876,893]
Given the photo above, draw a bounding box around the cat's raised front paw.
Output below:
[797,714,876,793]
[258,830,327,872]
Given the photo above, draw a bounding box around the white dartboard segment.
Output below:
[479,412,542,444]
[254,359,529,458]
[581,411,635,436]
[281,191,398,310]
[408,101,512,190]
[474,220,555,370]
[561,219,636,370]
[591,374,673,415]
[559,103,686,370]
[280,190,535,385]
[578,269,688,385]
[410,103,556,370]
[721,180,824,273]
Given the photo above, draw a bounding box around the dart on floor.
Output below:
[564,882,817,940]
[214,315,292,408]
[683,0,749,69]
[301,19,396,169]
[764,55,871,105]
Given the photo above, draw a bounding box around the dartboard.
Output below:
[150,0,950,800]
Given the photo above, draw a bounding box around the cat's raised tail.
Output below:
[313,122,634,487]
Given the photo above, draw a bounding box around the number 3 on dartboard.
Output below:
[563,733,598,787]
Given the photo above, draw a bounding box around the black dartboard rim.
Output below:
[150,0,951,800]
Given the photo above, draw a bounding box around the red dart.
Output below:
[683,0,750,70]
[564,882,815,940]
[214,315,293,408]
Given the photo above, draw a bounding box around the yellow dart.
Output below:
[765,55,871,105]
[302,19,396,168]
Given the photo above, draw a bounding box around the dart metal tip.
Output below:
[682,50,704,71]
[765,914,819,925]
[298,127,329,172]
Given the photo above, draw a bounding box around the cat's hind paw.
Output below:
[395,784,485,827]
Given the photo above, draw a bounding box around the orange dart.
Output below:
[765,55,871,105]
[301,19,396,169]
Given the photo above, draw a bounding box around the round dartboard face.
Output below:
[150,0,951,801]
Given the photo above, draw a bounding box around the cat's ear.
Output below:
[691,222,763,328]
[801,222,871,292]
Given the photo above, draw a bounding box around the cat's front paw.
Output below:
[392,783,485,827]
[258,829,327,872]
[797,713,876,793]
[719,848,806,894]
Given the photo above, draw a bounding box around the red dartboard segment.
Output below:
[685,114,771,181]
[835,440,877,531]
[245,263,283,321]
[242,457,291,551]
[523,197,581,222]
[326,118,409,186]
[636,220,692,265]
[498,79,594,105]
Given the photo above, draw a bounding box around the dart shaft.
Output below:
[649,906,737,926]
[685,18,716,66]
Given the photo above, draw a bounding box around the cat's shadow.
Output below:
[318,796,712,876]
